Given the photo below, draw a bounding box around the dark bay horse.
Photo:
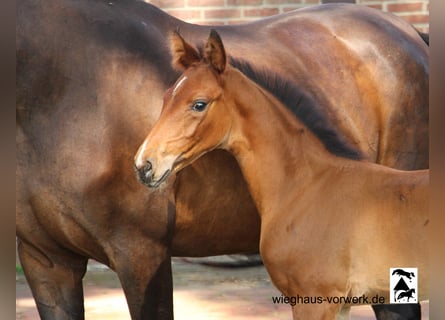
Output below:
[17,0,428,318]
[134,30,428,319]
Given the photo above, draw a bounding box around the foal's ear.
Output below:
[170,30,201,71]
[205,30,227,74]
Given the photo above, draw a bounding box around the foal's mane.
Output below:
[228,57,362,160]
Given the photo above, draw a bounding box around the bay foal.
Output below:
[134,31,428,319]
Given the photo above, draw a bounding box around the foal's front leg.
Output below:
[291,301,348,320]
[372,304,421,320]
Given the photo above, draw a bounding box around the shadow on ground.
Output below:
[16,258,428,319]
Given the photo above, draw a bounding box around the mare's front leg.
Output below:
[115,243,173,320]
[17,239,88,320]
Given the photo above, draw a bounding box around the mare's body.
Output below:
[17,0,428,318]
[134,30,428,319]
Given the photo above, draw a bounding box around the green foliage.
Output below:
[16,265,24,275]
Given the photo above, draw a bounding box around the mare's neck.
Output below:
[224,69,340,217]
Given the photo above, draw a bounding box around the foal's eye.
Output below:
[191,100,208,112]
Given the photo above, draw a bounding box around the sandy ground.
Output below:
[16,258,428,319]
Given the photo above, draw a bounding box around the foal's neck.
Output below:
[224,69,343,216]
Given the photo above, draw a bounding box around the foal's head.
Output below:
[134,30,234,187]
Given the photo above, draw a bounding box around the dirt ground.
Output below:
[16,258,428,319]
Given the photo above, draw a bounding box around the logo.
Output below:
[390,268,418,303]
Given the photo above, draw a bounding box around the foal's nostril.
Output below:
[134,160,154,185]
[145,160,152,171]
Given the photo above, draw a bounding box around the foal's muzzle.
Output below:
[134,160,170,188]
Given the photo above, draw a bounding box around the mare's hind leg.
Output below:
[372,304,421,320]
[115,244,173,320]
[17,238,88,320]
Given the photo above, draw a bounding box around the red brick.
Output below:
[415,26,429,33]
[365,4,383,10]
[204,9,241,19]
[188,0,225,7]
[387,2,423,13]
[282,6,305,13]
[149,0,185,8]
[228,19,253,25]
[198,20,226,26]
[167,9,202,21]
[244,8,280,17]
[265,0,295,4]
[227,0,263,5]
[399,14,429,24]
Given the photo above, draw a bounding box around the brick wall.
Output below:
[146,0,429,32]
[356,1,429,31]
